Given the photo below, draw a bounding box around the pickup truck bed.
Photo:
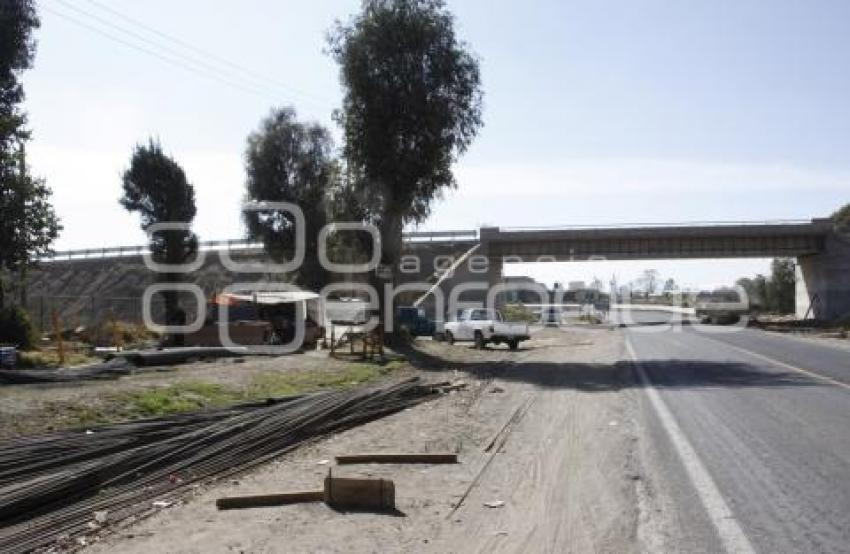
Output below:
[443,309,530,350]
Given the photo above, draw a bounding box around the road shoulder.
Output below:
[84,327,643,553]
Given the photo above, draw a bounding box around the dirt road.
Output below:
[84,326,646,553]
[426,328,640,553]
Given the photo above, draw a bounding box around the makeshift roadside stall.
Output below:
[182,290,325,349]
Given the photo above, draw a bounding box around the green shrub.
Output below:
[16,349,96,368]
[578,313,603,324]
[502,303,536,323]
[82,320,159,347]
[832,202,850,234]
[0,306,36,350]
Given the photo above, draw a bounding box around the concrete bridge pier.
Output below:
[796,233,850,321]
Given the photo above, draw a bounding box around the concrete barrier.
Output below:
[612,304,696,315]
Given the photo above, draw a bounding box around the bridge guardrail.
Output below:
[499,219,821,232]
[39,239,264,262]
[612,303,696,315]
[39,230,479,262]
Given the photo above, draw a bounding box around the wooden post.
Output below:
[51,309,65,366]
[110,310,122,350]
[216,490,323,510]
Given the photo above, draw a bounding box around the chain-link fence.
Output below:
[21,295,168,335]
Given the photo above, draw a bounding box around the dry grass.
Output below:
[57,359,409,427]
[15,348,98,369]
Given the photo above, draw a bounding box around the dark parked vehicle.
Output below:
[396,306,436,337]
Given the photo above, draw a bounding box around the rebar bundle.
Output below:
[0,377,436,553]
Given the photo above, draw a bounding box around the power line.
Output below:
[42,3,273,98]
[52,0,275,95]
[43,0,333,108]
[51,0,329,105]
[81,0,333,106]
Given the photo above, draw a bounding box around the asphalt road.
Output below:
[619,310,850,553]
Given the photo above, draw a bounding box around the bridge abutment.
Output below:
[796,233,850,321]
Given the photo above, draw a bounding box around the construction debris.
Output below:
[325,476,395,511]
[0,358,133,384]
[426,380,469,393]
[335,453,458,464]
[116,346,252,366]
[0,378,438,554]
[216,476,395,512]
[216,490,325,510]
[448,396,537,519]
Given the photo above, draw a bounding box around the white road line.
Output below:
[626,338,756,554]
[747,326,850,354]
[698,334,850,392]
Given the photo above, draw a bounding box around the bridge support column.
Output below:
[796,234,850,321]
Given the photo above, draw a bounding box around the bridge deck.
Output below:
[481,219,832,261]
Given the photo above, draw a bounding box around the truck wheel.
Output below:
[508,339,518,351]
[445,331,454,345]
[474,331,485,349]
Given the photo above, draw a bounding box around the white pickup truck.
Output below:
[443,308,531,350]
[694,289,749,324]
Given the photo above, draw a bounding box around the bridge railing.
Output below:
[498,219,820,232]
[39,230,479,262]
[39,239,265,262]
[402,229,478,241]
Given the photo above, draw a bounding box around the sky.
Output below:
[20,0,850,291]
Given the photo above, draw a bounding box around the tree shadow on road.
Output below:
[401,345,825,392]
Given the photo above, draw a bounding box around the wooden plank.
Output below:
[216,490,323,510]
[335,453,458,464]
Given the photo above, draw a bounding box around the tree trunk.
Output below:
[376,211,404,345]
[18,267,27,308]
[162,272,184,345]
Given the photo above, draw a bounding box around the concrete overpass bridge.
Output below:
[400,218,846,321]
[475,218,847,321]
[34,219,849,322]
[479,219,829,261]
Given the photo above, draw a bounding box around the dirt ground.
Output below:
[79,326,652,553]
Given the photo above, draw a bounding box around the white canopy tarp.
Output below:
[224,291,320,305]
